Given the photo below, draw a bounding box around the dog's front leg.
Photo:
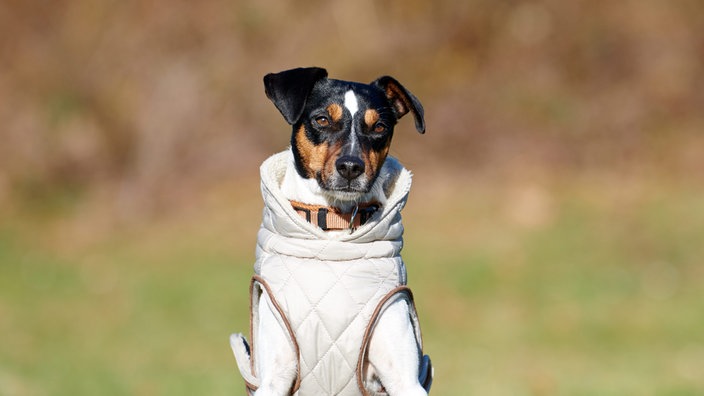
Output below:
[254,290,298,396]
[366,299,428,396]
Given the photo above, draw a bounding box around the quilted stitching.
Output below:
[248,151,414,395]
[260,252,402,395]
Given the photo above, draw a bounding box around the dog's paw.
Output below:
[230,333,260,388]
[230,333,251,360]
[419,354,433,392]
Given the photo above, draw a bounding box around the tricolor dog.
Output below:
[230,67,433,395]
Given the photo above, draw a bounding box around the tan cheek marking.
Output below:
[364,109,380,129]
[312,143,329,175]
[365,145,390,180]
[327,103,343,123]
[295,126,328,177]
[322,142,344,182]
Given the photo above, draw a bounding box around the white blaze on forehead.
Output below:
[344,90,358,116]
[343,90,360,154]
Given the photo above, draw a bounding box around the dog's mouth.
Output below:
[316,173,372,196]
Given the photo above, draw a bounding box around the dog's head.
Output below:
[264,67,424,198]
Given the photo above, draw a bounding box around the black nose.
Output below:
[335,156,365,181]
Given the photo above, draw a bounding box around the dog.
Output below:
[230,67,432,396]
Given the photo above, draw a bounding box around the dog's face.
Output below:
[264,67,425,198]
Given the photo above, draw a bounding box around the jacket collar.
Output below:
[259,150,412,242]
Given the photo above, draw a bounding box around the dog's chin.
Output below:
[318,178,372,205]
[324,189,365,203]
[319,186,367,203]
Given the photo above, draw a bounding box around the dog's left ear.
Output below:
[372,76,425,134]
[264,67,329,125]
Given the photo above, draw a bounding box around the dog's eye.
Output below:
[373,122,387,133]
[314,116,330,127]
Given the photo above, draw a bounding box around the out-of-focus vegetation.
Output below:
[1,0,704,394]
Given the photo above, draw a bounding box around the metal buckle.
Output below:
[348,204,359,233]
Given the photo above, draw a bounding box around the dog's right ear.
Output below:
[263,67,328,125]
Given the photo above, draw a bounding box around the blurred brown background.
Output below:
[2,1,704,395]
[3,0,703,219]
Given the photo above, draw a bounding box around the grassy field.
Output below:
[1,172,703,395]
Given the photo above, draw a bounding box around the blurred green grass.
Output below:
[1,175,703,395]
[0,223,250,395]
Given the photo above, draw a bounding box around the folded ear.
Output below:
[372,76,425,134]
[263,67,328,125]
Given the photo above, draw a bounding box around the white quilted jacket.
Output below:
[233,150,421,395]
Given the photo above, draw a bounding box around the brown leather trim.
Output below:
[356,286,420,396]
[247,278,256,389]
[243,381,256,394]
[249,275,302,394]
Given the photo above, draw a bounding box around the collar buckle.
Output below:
[290,200,380,231]
[348,204,360,233]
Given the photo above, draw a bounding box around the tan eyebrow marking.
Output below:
[364,109,380,128]
[327,103,343,122]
